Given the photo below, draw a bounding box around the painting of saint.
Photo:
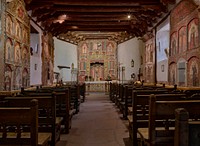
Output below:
[82,43,87,54]
[107,42,114,53]
[15,44,21,63]
[15,21,21,38]
[189,59,199,86]
[178,26,186,53]
[17,6,25,19]
[171,32,177,56]
[188,19,199,50]
[22,47,28,64]
[22,68,28,87]
[4,65,12,91]
[169,64,176,85]
[5,39,13,62]
[14,67,21,90]
[6,15,13,34]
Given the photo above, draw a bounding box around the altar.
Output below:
[85,81,111,92]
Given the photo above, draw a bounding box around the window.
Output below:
[178,62,185,86]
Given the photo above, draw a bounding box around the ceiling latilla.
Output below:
[26,0,176,44]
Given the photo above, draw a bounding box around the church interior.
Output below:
[1,0,200,146]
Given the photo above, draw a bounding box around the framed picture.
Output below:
[131,59,134,67]
[161,65,164,72]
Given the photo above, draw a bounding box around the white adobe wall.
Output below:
[118,38,144,82]
[54,38,78,82]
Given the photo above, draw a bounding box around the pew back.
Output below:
[0,99,38,146]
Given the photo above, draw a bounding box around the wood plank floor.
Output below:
[57,92,130,146]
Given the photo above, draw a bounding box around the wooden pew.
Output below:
[22,88,72,133]
[115,84,125,109]
[174,108,200,146]
[3,95,60,146]
[0,99,51,146]
[79,83,86,102]
[131,91,186,146]
[138,94,200,146]
[122,85,173,120]
[21,88,73,134]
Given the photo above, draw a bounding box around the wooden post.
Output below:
[174,108,189,146]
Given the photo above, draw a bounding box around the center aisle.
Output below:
[58,92,129,146]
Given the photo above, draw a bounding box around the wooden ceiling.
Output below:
[25,0,175,44]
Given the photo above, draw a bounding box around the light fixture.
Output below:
[53,14,68,24]
[71,26,78,29]
[127,15,131,19]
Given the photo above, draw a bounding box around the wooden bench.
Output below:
[0,99,51,146]
[138,94,200,146]
[3,95,60,146]
[79,83,86,102]
[131,91,186,146]
[174,108,200,146]
[122,85,173,120]
[21,88,74,134]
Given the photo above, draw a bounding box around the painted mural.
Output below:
[169,63,176,85]
[188,18,199,50]
[4,65,12,91]
[143,36,155,83]
[188,57,199,86]
[3,0,30,90]
[5,38,13,63]
[169,0,200,86]
[170,32,177,56]
[178,26,187,53]
[78,39,117,82]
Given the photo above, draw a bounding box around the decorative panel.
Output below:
[78,39,117,82]
[143,36,155,83]
[187,57,199,87]
[3,0,30,90]
[169,0,200,86]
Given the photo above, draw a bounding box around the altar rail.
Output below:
[85,81,110,92]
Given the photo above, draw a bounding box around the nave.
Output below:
[57,92,130,146]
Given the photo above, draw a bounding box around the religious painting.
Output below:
[4,65,12,91]
[22,68,28,88]
[5,38,13,63]
[13,67,21,90]
[108,61,114,70]
[188,18,199,50]
[17,5,25,20]
[178,26,187,53]
[149,44,153,62]
[170,32,177,56]
[146,66,153,83]
[14,43,21,64]
[15,21,21,39]
[22,46,28,65]
[6,15,13,35]
[107,42,114,53]
[170,0,197,27]
[102,41,106,52]
[80,62,84,71]
[145,44,149,63]
[23,27,28,44]
[78,39,117,82]
[81,43,88,54]
[169,63,177,85]
[188,57,199,86]
[89,42,93,52]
